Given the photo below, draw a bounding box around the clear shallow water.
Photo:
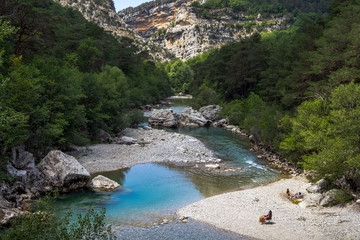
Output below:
[55,99,280,239]
[56,163,204,226]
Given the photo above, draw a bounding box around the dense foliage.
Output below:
[186,0,360,190]
[0,0,172,159]
[1,192,115,240]
[281,82,360,184]
[165,59,193,93]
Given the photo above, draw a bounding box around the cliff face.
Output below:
[55,0,136,39]
[56,0,288,60]
[120,0,289,60]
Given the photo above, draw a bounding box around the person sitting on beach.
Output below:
[286,189,303,199]
[259,210,272,224]
[286,188,295,198]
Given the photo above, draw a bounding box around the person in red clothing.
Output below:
[259,210,272,224]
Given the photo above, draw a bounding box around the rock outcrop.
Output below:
[56,0,134,38]
[199,105,222,122]
[306,179,329,194]
[178,107,209,127]
[149,109,179,127]
[90,175,121,191]
[120,0,289,60]
[149,106,217,127]
[56,0,291,61]
[1,150,91,225]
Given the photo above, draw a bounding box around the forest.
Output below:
[166,0,360,191]
[0,0,172,166]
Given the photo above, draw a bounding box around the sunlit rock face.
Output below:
[57,0,289,60]
[56,0,136,38]
[119,0,288,60]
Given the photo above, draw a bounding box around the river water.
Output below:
[55,99,282,239]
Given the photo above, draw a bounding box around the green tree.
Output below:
[280,82,360,185]
[165,59,193,93]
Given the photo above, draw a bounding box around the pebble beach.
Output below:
[71,127,360,240]
[178,176,360,240]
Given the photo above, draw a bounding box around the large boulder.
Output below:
[98,129,112,143]
[306,179,329,194]
[320,189,342,207]
[149,109,178,128]
[299,193,324,208]
[199,105,222,122]
[178,107,209,127]
[6,164,27,182]
[90,175,121,191]
[37,150,90,192]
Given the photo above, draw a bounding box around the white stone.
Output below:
[91,175,121,191]
[205,164,220,169]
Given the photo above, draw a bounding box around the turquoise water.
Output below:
[55,99,280,239]
[56,163,203,226]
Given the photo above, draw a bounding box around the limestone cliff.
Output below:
[54,0,174,60]
[55,0,289,60]
[120,0,289,60]
[55,0,136,38]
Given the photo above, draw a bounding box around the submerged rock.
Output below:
[90,175,121,191]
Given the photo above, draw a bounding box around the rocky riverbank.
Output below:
[178,176,360,240]
[148,104,300,175]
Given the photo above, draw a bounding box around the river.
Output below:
[55,99,283,239]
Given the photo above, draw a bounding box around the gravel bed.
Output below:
[177,176,360,240]
[70,128,219,174]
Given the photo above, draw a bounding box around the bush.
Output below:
[1,192,115,240]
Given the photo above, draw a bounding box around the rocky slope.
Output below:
[56,0,136,38]
[55,0,174,60]
[120,0,289,60]
[56,0,289,61]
